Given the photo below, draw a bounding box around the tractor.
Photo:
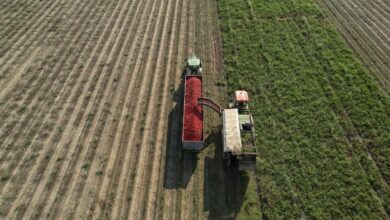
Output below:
[185,54,202,75]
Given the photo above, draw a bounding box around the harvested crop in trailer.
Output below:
[183,76,203,141]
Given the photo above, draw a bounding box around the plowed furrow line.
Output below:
[0,0,39,36]
[90,1,163,219]
[21,2,132,220]
[0,0,31,18]
[127,0,175,218]
[47,1,144,219]
[104,0,166,218]
[354,0,390,33]
[0,0,108,216]
[1,0,129,217]
[31,0,136,217]
[367,0,390,23]
[144,0,182,218]
[374,0,390,15]
[0,0,99,189]
[344,0,390,52]
[0,0,84,125]
[161,0,189,218]
[0,0,48,44]
[12,0,135,218]
[0,0,70,99]
[0,0,68,80]
[0,0,105,180]
[362,0,390,32]
[144,1,183,219]
[94,0,161,217]
[70,1,150,218]
[0,0,106,171]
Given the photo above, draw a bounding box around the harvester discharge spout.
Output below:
[197,97,223,115]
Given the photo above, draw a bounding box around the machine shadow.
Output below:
[203,126,249,219]
[163,70,197,190]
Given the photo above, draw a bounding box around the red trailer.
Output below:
[182,75,204,151]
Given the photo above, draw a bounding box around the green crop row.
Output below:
[218,0,390,219]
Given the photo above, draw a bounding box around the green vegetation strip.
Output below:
[218,0,390,218]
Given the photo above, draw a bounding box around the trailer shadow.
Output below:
[163,70,197,190]
[203,127,249,219]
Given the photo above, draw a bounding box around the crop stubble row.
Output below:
[0,0,228,219]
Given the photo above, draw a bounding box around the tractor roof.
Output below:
[235,90,249,102]
[187,56,201,66]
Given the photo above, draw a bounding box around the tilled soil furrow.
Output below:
[343,0,390,52]
[361,0,390,34]
[50,1,147,219]
[0,0,33,19]
[356,0,390,32]
[374,0,390,14]
[126,0,175,218]
[27,0,136,218]
[161,0,190,218]
[144,0,182,218]
[0,0,106,174]
[0,0,109,217]
[0,0,70,101]
[37,0,139,218]
[94,0,162,218]
[20,1,135,220]
[1,0,129,217]
[0,0,228,218]
[0,0,91,139]
[104,0,168,218]
[89,1,160,219]
[0,0,50,44]
[0,0,68,85]
[70,1,150,218]
[0,0,99,194]
[0,0,106,196]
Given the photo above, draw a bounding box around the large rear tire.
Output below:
[198,67,203,75]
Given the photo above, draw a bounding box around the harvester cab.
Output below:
[185,54,202,75]
[231,90,249,111]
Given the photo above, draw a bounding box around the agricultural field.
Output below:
[0,0,250,219]
[219,0,390,219]
[1,0,389,219]
[316,0,390,92]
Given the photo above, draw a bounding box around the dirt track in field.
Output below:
[0,0,247,219]
[316,0,390,92]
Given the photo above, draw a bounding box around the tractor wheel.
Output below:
[186,68,191,76]
[198,68,203,75]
